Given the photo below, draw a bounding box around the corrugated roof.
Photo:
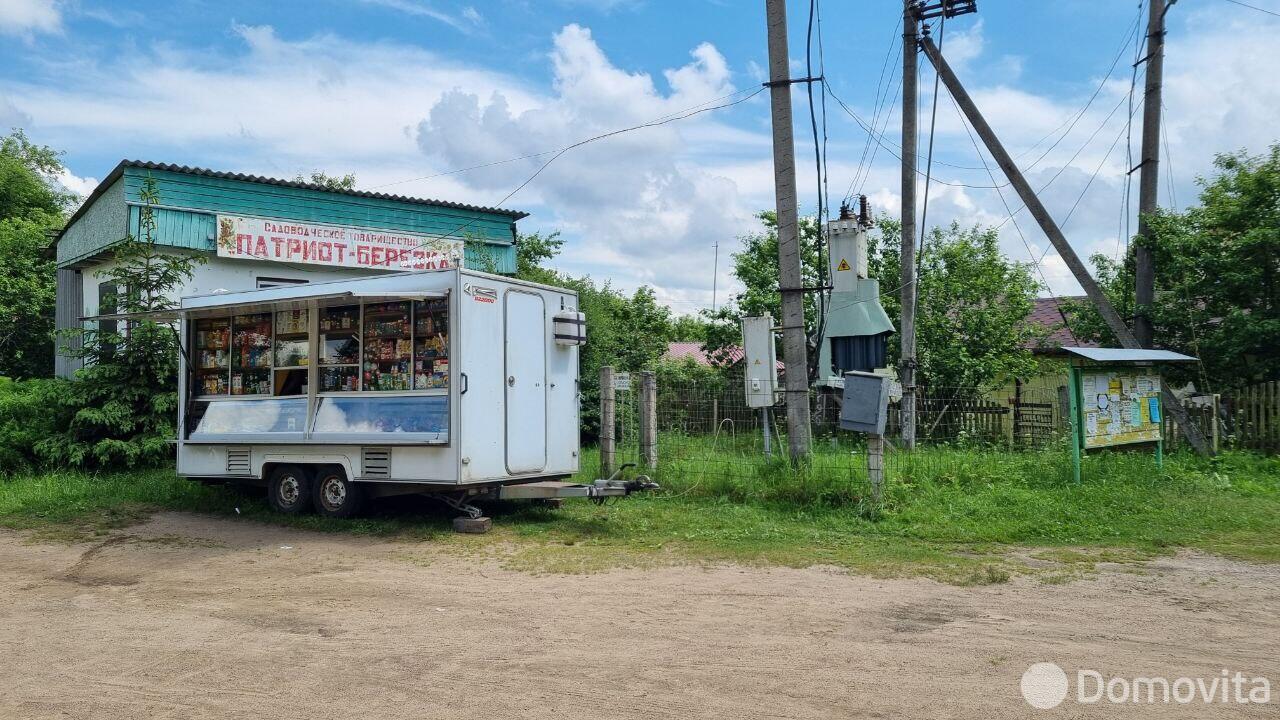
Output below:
[662,341,785,370]
[56,159,528,244]
[1063,347,1196,363]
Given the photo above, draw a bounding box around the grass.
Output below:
[1,444,1278,585]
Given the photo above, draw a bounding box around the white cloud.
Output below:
[415,24,759,301]
[0,0,60,37]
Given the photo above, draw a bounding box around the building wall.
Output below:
[57,179,127,266]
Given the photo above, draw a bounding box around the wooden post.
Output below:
[639,371,657,469]
[1211,393,1221,455]
[600,366,616,477]
[1069,366,1083,484]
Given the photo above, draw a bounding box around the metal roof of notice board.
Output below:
[1062,347,1196,363]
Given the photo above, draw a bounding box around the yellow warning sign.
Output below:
[836,258,851,272]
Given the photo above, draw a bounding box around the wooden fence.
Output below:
[1222,382,1280,452]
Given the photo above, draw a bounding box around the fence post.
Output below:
[639,370,657,469]
[600,365,616,476]
[867,434,884,508]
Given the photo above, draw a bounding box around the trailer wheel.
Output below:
[312,467,365,518]
[267,465,311,514]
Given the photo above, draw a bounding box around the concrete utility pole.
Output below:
[899,0,920,449]
[919,35,1210,456]
[763,0,812,459]
[1134,0,1166,348]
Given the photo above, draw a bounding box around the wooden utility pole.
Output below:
[919,36,1210,456]
[899,0,920,449]
[763,0,812,459]
[1134,0,1166,347]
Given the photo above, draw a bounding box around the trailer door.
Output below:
[504,290,547,473]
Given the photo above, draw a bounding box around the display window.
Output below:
[187,296,450,440]
[319,305,361,392]
[362,301,412,391]
[231,313,272,396]
[273,309,309,396]
[414,299,449,390]
[193,317,231,396]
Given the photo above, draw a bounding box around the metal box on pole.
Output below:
[741,315,779,409]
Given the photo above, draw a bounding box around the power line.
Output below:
[368,86,761,191]
[845,14,903,202]
[825,81,1009,189]
[1221,0,1280,17]
[394,87,767,257]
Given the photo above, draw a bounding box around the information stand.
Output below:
[1063,347,1196,483]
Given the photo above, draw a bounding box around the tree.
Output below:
[295,170,357,191]
[1067,144,1280,390]
[870,220,1041,389]
[44,176,204,468]
[0,129,73,379]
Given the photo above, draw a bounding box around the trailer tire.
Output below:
[267,465,311,515]
[312,467,365,518]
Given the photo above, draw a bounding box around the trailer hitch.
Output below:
[590,463,660,504]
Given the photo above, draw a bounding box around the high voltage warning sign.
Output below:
[836,258,851,271]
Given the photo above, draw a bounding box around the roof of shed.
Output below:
[57,159,528,243]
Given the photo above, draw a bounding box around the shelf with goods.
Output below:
[363,301,412,391]
[319,305,361,392]
[273,309,310,397]
[193,318,231,396]
[414,299,449,390]
[231,313,272,396]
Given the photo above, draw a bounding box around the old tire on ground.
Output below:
[267,465,311,515]
[452,516,493,534]
[312,467,365,519]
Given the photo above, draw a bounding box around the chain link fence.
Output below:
[578,367,1080,507]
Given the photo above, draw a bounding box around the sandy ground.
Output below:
[0,512,1276,719]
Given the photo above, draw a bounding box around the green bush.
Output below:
[0,377,74,473]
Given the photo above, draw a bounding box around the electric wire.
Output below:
[946,92,1082,342]
[916,14,948,286]
[393,87,767,257]
[845,14,903,202]
[1220,0,1280,17]
[368,86,761,191]
[825,82,1008,189]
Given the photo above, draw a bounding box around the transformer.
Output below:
[815,197,895,383]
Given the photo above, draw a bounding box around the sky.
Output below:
[2,0,1278,313]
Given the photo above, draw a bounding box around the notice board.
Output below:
[1080,370,1162,449]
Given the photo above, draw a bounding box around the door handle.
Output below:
[460,372,468,395]
[507,375,516,387]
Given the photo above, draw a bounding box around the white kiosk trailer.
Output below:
[163,268,651,531]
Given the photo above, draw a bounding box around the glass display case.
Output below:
[362,301,412,391]
[193,317,230,396]
[274,309,309,396]
[414,299,449,390]
[319,305,361,392]
[231,313,272,396]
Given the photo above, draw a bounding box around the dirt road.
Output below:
[0,512,1276,718]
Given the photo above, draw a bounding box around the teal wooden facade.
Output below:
[56,161,525,272]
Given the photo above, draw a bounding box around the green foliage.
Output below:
[50,177,204,469]
[0,129,75,220]
[1068,145,1280,389]
[719,210,826,332]
[0,130,73,379]
[869,217,1042,388]
[294,170,357,191]
[0,378,74,473]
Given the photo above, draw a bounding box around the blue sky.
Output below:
[3,0,1278,310]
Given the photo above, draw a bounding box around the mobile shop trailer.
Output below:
[170,268,652,527]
